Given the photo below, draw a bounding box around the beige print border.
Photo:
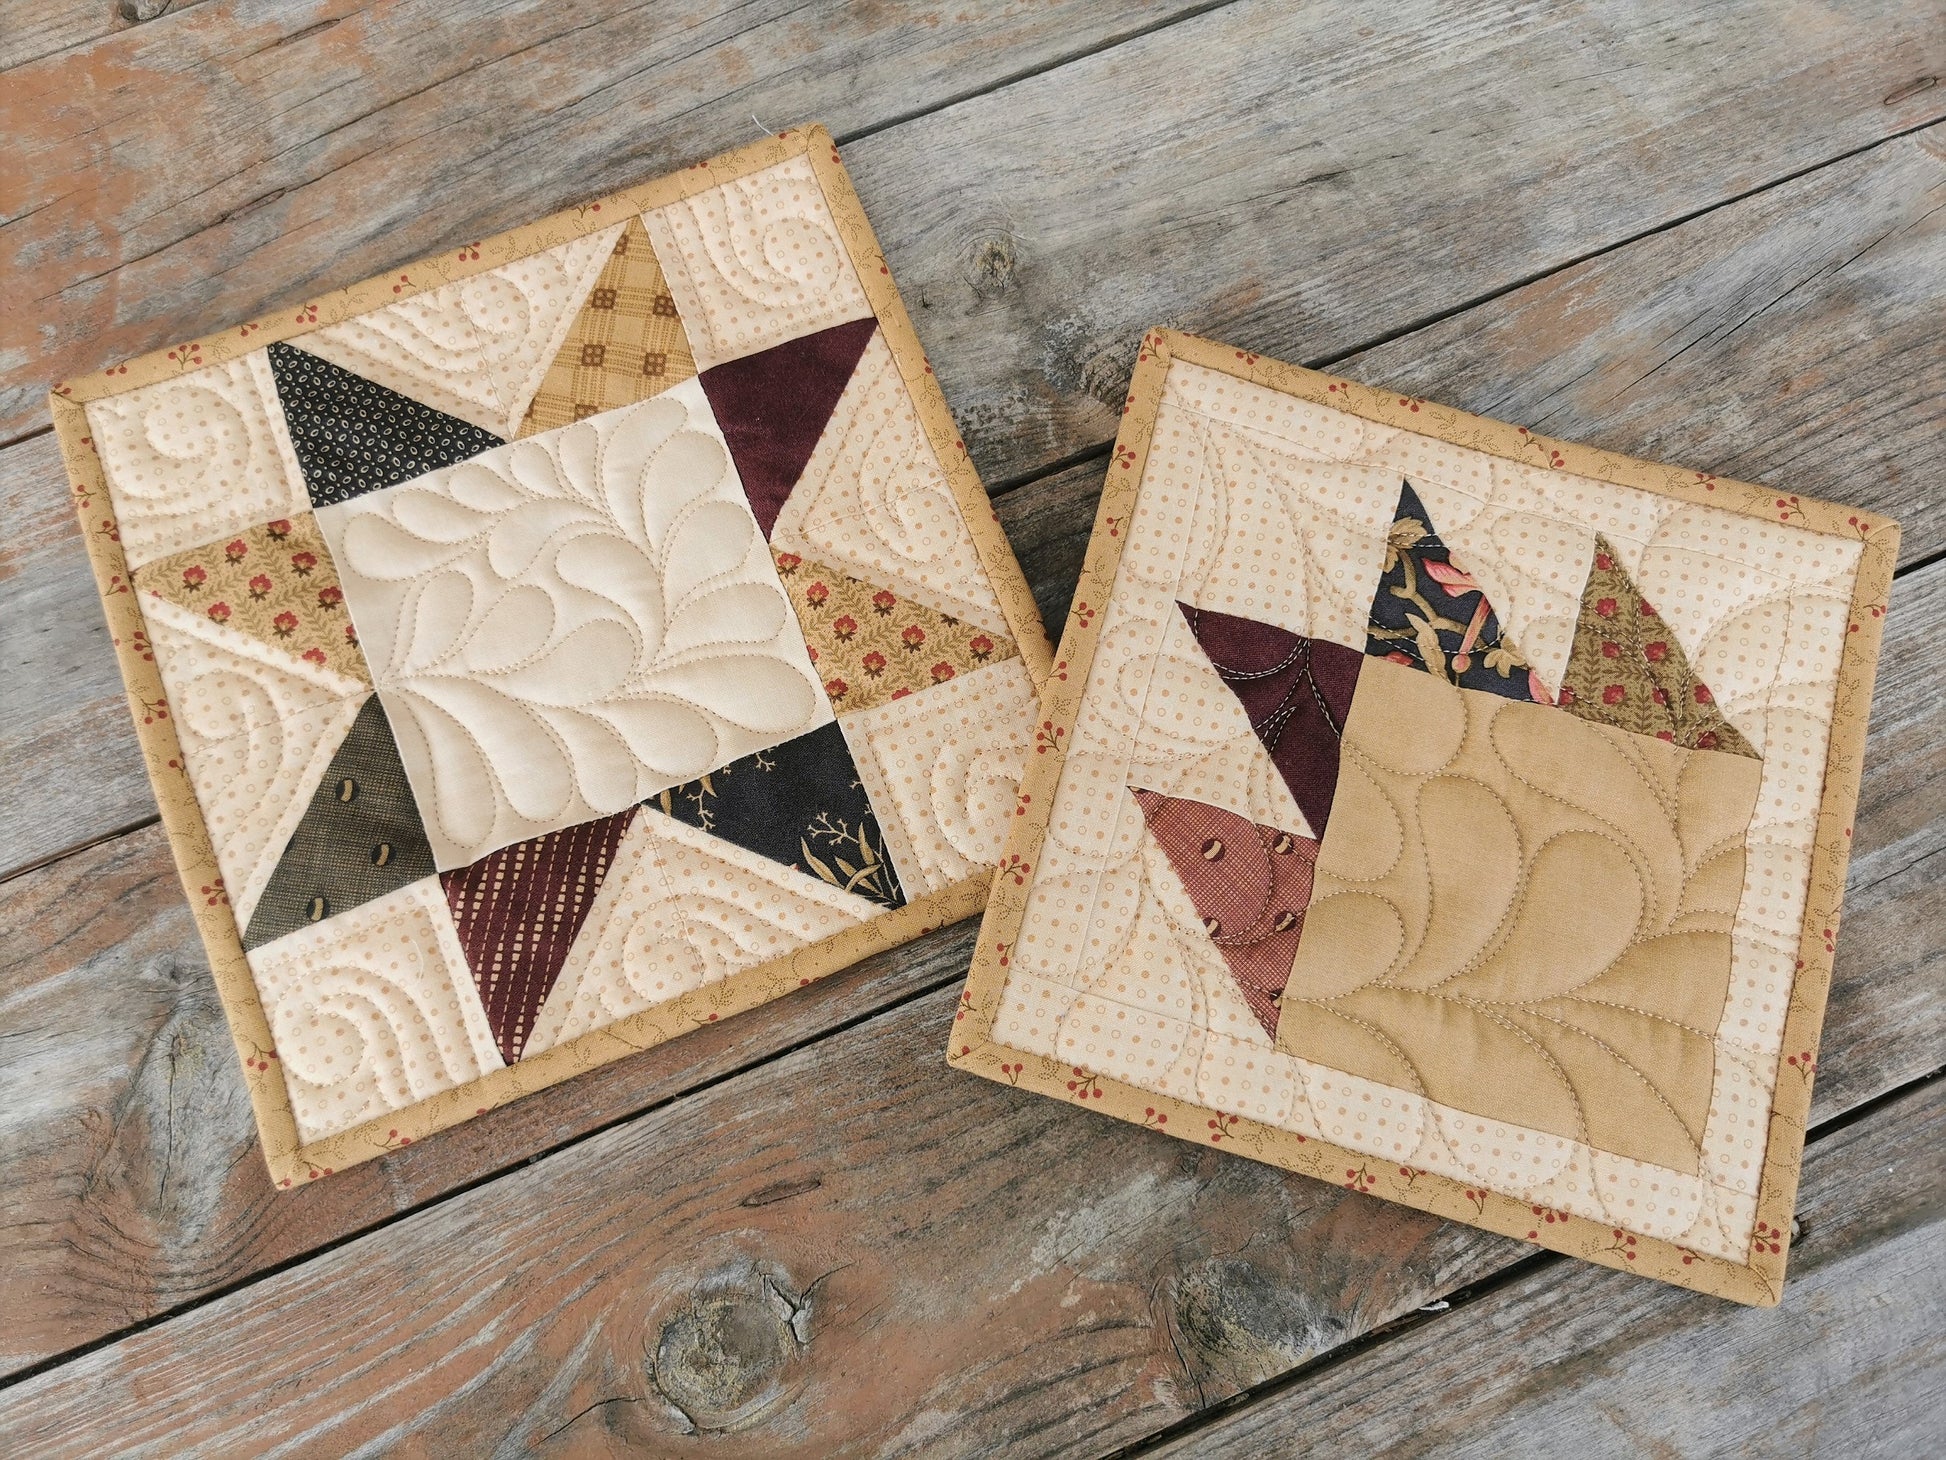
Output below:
[950,329,1898,1306]
[53,125,1050,1187]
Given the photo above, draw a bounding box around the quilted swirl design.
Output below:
[319,379,829,869]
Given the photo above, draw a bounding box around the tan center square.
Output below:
[1277,655,1763,1174]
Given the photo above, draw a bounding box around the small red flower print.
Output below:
[302,647,328,666]
[901,624,927,651]
[248,573,273,599]
[345,624,360,646]
[224,539,249,564]
[317,585,344,610]
[969,634,994,660]
[805,580,830,608]
[265,519,292,540]
[805,644,818,663]
[1594,551,1613,571]
[1557,684,1575,705]
[1595,596,1618,618]
[774,551,801,573]
[872,589,897,615]
[290,550,317,575]
[181,564,207,589]
[890,687,912,700]
[861,650,887,677]
[824,677,849,700]
[930,661,955,684]
[1601,640,1620,659]
[1652,687,1668,706]
[1656,730,1675,742]
[831,614,858,641]
[1694,683,1714,705]
[1644,640,1669,663]
[1696,731,1719,750]
[1602,684,1625,705]
[1385,649,1414,667]
[207,601,232,623]
[272,611,298,638]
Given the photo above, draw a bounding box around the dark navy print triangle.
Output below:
[267,340,504,508]
[698,317,878,537]
[643,718,906,911]
[242,696,438,950]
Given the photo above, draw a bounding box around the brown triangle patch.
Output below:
[771,548,1019,715]
[515,217,698,437]
[441,809,637,1064]
[132,514,371,685]
[1557,535,1758,756]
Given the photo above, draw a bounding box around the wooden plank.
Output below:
[0,0,216,73]
[857,1,1944,489]
[0,0,1213,439]
[6,118,1940,879]
[1142,1077,1946,1460]
[1,808,1936,1458]
[0,562,1938,1429]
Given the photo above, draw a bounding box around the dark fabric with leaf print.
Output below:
[267,340,504,508]
[242,696,437,949]
[643,719,906,911]
[1365,479,1551,703]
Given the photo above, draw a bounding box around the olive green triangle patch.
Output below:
[242,696,439,950]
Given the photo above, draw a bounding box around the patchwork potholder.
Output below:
[951,329,1895,1304]
[52,126,1050,1185]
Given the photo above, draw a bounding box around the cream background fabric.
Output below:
[298,225,624,439]
[523,810,886,1057]
[84,351,310,570]
[641,154,873,370]
[840,656,1036,898]
[318,379,830,870]
[245,877,505,1144]
[770,330,1013,636]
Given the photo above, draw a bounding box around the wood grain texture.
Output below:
[857,0,1944,489]
[2,851,1937,1457]
[6,114,1939,879]
[1143,1078,1946,1460]
[0,0,1211,438]
[0,0,218,73]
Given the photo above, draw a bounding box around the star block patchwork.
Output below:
[54,126,1050,1185]
[953,329,1895,1307]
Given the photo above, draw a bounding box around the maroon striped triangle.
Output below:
[698,317,878,536]
[440,808,635,1063]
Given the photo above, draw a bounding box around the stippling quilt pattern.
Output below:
[951,331,1895,1304]
[53,127,1050,1184]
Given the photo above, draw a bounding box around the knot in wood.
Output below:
[650,1267,808,1433]
[962,231,1020,297]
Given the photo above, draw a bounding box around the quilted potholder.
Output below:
[53,126,1050,1185]
[951,330,1896,1304]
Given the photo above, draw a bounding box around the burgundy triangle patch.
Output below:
[440,808,636,1063]
[1177,603,1363,838]
[1133,789,1319,1040]
[699,317,879,537]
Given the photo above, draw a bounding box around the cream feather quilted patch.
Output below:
[951,330,1895,1305]
[53,127,1050,1181]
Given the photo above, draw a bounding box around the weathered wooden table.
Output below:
[2,3,1941,1453]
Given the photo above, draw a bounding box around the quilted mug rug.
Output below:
[951,330,1896,1304]
[52,126,1050,1185]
